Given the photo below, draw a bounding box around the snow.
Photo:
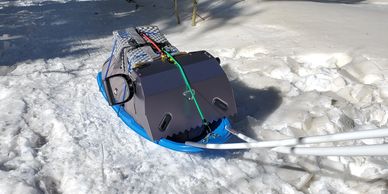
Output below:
[1,0,388,193]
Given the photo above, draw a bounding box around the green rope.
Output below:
[162,49,207,123]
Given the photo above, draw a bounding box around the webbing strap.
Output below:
[141,33,210,130]
[104,40,117,79]
[162,48,206,123]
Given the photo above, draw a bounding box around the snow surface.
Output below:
[1,0,388,193]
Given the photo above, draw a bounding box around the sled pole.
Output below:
[225,126,257,143]
[272,144,388,156]
[186,128,388,149]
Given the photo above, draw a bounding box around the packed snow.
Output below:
[1,0,387,193]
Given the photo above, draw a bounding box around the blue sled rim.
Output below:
[96,72,232,153]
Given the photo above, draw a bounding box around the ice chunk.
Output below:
[342,57,383,84]
[235,46,269,58]
[276,167,313,190]
[306,115,336,134]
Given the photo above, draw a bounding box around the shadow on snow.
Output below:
[198,64,283,157]
[0,0,247,74]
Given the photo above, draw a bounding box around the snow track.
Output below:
[1,0,388,193]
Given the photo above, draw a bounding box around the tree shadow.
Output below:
[185,0,265,38]
[0,0,248,75]
[0,0,141,75]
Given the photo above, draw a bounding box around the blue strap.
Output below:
[121,83,127,102]
[104,40,117,79]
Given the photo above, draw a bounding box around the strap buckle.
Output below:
[183,89,195,101]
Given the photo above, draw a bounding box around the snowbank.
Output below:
[0,0,387,193]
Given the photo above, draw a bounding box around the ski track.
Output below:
[1,0,388,193]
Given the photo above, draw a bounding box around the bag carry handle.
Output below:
[104,74,135,106]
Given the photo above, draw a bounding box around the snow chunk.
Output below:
[235,46,269,59]
[276,168,313,190]
[296,53,352,69]
[348,158,388,180]
[0,88,12,100]
[342,56,384,84]
[0,178,40,194]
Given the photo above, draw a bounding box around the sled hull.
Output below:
[97,72,232,153]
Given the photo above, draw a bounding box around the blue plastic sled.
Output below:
[96,72,232,152]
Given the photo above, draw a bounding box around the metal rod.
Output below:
[186,128,388,149]
[272,144,388,156]
[225,126,257,143]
